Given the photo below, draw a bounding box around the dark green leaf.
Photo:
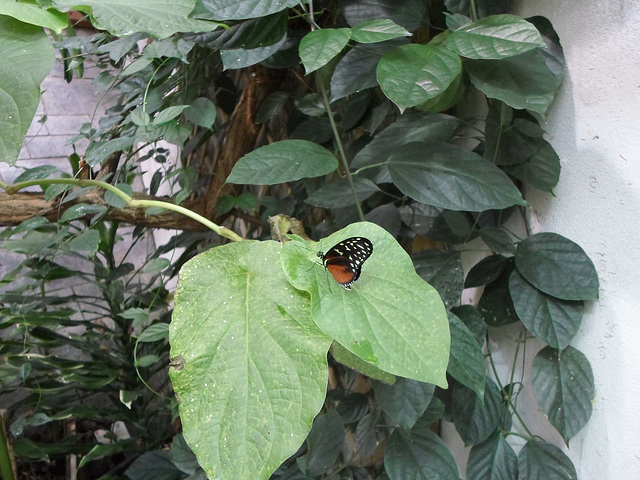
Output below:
[515,232,599,300]
[68,229,100,254]
[477,260,518,327]
[297,411,344,477]
[377,44,462,111]
[85,136,135,166]
[306,176,379,209]
[447,313,486,399]
[509,271,583,350]
[104,183,132,209]
[413,250,464,309]
[227,140,338,184]
[447,15,544,59]
[60,204,108,223]
[124,449,183,480]
[414,396,446,426]
[416,72,466,113]
[342,0,427,32]
[465,50,559,119]
[199,0,299,21]
[14,165,59,183]
[451,379,502,446]
[479,227,516,254]
[531,346,594,443]
[450,305,486,345]
[194,11,287,49]
[221,35,286,70]
[467,432,518,480]
[387,142,526,211]
[373,377,434,431]
[290,116,333,143]
[399,203,476,244]
[384,425,459,480]
[518,439,577,480]
[465,254,509,288]
[364,204,402,237]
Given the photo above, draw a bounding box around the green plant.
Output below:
[0,1,598,480]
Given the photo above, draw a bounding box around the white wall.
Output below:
[446,1,640,478]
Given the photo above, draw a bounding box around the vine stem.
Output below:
[319,83,365,221]
[1,178,242,242]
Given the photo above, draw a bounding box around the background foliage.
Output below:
[0,1,598,479]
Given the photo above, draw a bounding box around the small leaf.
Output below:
[184,97,217,129]
[531,346,594,443]
[143,258,171,274]
[153,105,189,126]
[85,136,135,166]
[479,227,516,254]
[514,232,599,300]
[377,44,462,111]
[68,230,100,254]
[299,28,352,74]
[477,261,519,327]
[387,142,526,211]
[518,439,578,480]
[373,378,434,432]
[351,19,411,44]
[60,204,107,223]
[385,425,459,480]
[451,380,502,446]
[447,14,544,59]
[136,354,161,368]
[465,254,509,288]
[467,432,518,480]
[104,183,133,209]
[447,313,486,399]
[227,140,338,184]
[138,323,169,343]
[450,305,486,345]
[221,35,286,70]
[509,271,584,350]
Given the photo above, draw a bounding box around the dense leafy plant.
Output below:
[0,1,598,480]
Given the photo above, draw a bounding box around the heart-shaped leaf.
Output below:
[467,432,518,480]
[373,378,435,432]
[518,439,578,480]
[299,28,352,74]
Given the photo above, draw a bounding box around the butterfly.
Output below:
[317,237,373,289]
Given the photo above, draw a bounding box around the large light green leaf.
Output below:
[447,14,544,59]
[53,0,218,38]
[0,0,68,33]
[514,233,599,301]
[531,346,594,443]
[518,439,578,480]
[385,424,459,480]
[0,16,54,165]
[170,241,332,480]
[465,50,559,118]
[199,0,299,21]
[226,140,338,185]
[377,44,462,111]
[281,222,450,387]
[467,432,518,480]
[386,141,526,211]
[299,28,352,75]
[509,271,584,350]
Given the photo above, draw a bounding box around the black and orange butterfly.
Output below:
[317,237,373,289]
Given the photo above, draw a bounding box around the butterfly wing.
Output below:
[321,237,373,289]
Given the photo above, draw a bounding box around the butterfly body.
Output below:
[318,237,373,289]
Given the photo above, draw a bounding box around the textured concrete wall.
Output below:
[446,1,640,478]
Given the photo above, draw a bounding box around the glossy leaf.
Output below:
[465,50,559,118]
[385,424,459,480]
[416,72,465,113]
[514,233,599,301]
[221,35,286,70]
[0,16,54,165]
[342,0,427,32]
[518,439,577,480]
[509,271,583,350]
[351,19,411,44]
[413,250,464,309]
[451,379,502,446]
[447,14,544,59]
[170,241,332,480]
[373,378,434,431]
[467,432,518,480]
[447,313,486,399]
[387,142,526,211]
[306,177,380,209]
[299,28,352,74]
[227,140,338,184]
[53,0,218,38]
[531,346,594,443]
[282,222,450,387]
[377,44,462,111]
[465,254,509,288]
[199,0,299,21]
